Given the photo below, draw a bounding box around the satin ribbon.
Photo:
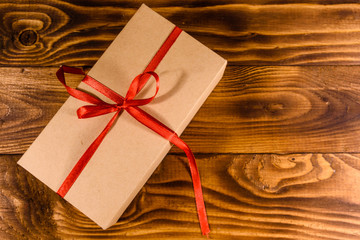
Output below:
[56,26,210,236]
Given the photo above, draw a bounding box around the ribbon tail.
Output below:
[57,111,121,197]
[173,138,210,237]
[126,106,210,236]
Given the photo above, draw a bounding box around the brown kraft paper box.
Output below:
[18,4,227,229]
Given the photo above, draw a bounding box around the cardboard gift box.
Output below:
[18,4,227,231]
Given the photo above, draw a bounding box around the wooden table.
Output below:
[1,1,360,239]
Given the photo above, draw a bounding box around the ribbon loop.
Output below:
[125,71,160,106]
[56,67,104,105]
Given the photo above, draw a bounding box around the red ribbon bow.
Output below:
[56,26,210,236]
[77,71,160,119]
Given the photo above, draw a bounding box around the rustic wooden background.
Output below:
[1,0,360,239]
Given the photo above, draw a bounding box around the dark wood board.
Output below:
[2,154,360,239]
[1,1,360,66]
[1,66,360,154]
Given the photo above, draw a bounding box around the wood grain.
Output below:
[2,1,360,239]
[1,1,360,65]
[2,153,360,239]
[2,66,360,154]
[0,67,83,154]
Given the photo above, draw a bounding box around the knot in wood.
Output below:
[19,30,37,46]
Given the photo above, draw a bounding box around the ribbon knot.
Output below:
[116,102,125,110]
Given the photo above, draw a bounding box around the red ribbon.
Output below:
[56,26,210,236]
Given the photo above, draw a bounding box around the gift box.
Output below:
[18,4,227,232]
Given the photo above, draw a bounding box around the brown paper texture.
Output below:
[18,4,227,229]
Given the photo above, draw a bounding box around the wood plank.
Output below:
[2,153,360,239]
[2,66,360,154]
[2,1,360,65]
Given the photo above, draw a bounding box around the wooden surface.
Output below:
[1,1,360,239]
